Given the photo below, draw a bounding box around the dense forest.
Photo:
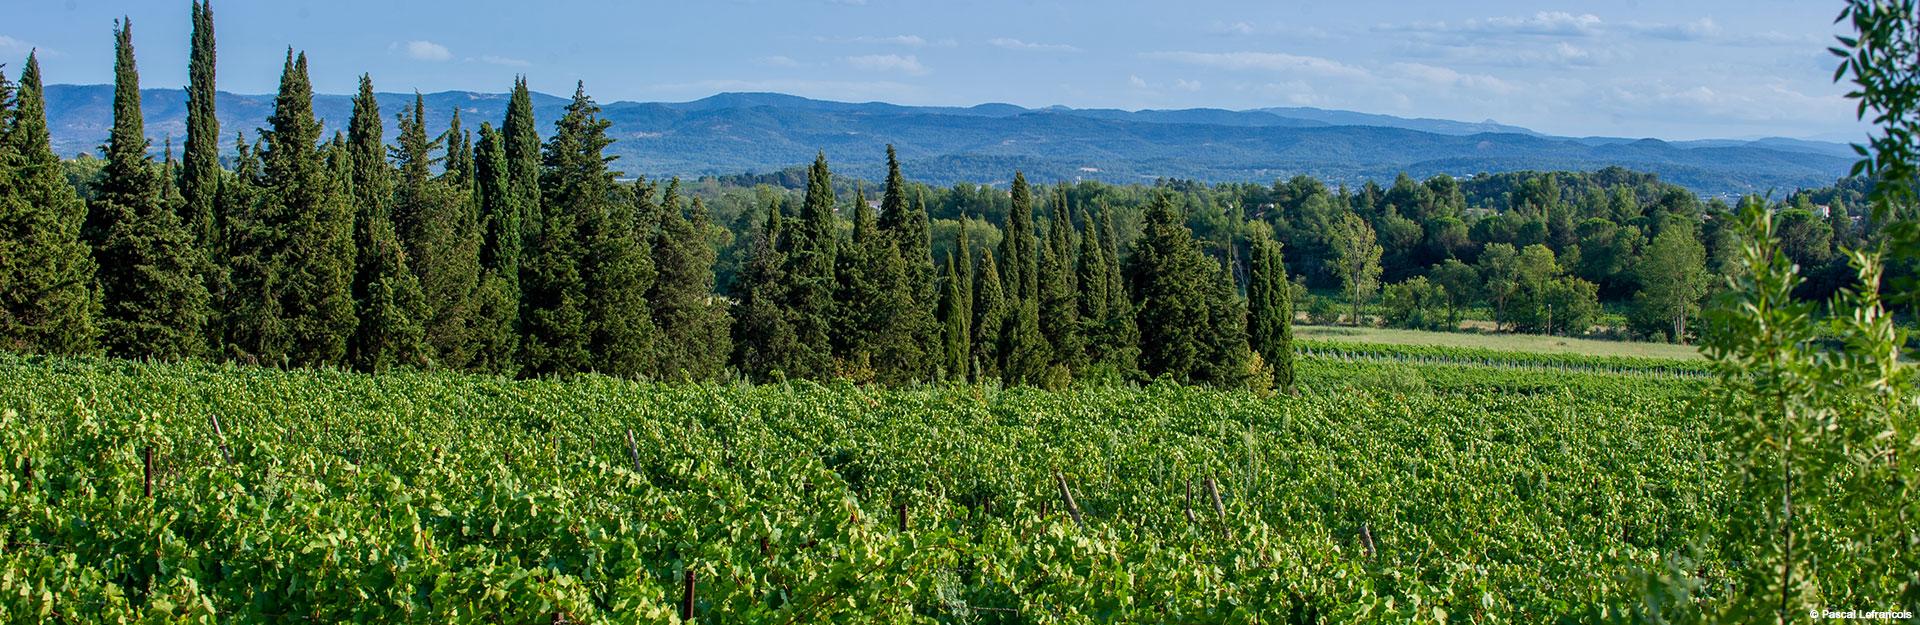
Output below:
[0,5,1889,389]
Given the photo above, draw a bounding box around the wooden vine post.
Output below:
[681,567,697,621]
[625,428,642,473]
[142,446,153,498]
[209,414,232,464]
[1053,471,1085,529]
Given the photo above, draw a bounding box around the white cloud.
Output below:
[1128,75,1150,89]
[1389,11,1604,38]
[477,54,530,68]
[818,34,953,47]
[989,38,1080,53]
[1174,78,1203,92]
[1622,18,1721,41]
[845,54,928,75]
[0,35,34,53]
[397,40,453,61]
[756,55,805,68]
[1140,51,1371,79]
[1390,63,1519,95]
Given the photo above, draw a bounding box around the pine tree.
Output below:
[650,185,731,380]
[785,152,838,378]
[969,248,1006,380]
[545,83,652,377]
[181,0,219,249]
[1126,192,1211,383]
[1038,186,1083,372]
[0,54,101,355]
[1247,234,1294,392]
[344,75,427,371]
[393,93,482,368]
[732,200,800,380]
[469,122,519,373]
[88,19,210,359]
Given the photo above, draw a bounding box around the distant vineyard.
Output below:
[1298,340,1713,378]
[1,355,1715,622]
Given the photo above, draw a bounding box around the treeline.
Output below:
[0,6,1292,389]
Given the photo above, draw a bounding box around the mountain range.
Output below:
[42,84,1856,195]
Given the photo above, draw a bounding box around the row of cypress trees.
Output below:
[0,3,1296,389]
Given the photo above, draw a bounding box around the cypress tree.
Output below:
[0,53,101,356]
[1094,205,1140,377]
[1001,171,1038,300]
[1199,257,1255,388]
[969,248,1005,380]
[181,0,219,248]
[227,50,355,367]
[1247,234,1295,392]
[547,82,652,377]
[344,75,427,371]
[393,93,482,368]
[650,190,731,380]
[785,152,838,378]
[732,200,800,380]
[470,122,519,372]
[832,185,887,377]
[878,147,939,379]
[88,19,210,360]
[503,77,542,260]
[938,219,973,381]
[1126,192,1210,382]
[441,108,473,187]
[1038,186,1082,372]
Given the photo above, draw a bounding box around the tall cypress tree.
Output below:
[938,219,973,381]
[650,189,731,380]
[470,122,519,373]
[969,248,1006,380]
[344,75,427,371]
[1199,256,1255,388]
[393,93,481,368]
[732,199,800,380]
[1038,186,1082,372]
[833,185,891,377]
[181,0,219,248]
[88,19,210,360]
[1126,192,1210,383]
[1094,204,1140,377]
[440,108,473,188]
[503,77,542,262]
[227,50,355,367]
[546,82,652,377]
[877,146,938,379]
[0,53,101,356]
[785,152,838,378]
[1247,234,1295,392]
[1001,171,1038,300]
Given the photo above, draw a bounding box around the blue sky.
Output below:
[3,1,1864,141]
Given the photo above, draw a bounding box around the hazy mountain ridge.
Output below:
[43,84,1854,195]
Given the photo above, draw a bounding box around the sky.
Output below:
[1,0,1868,141]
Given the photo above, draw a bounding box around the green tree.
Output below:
[180,0,219,249]
[503,78,542,267]
[785,152,838,379]
[731,200,800,380]
[1001,172,1038,301]
[552,83,652,377]
[343,75,427,371]
[1329,211,1382,326]
[227,50,355,367]
[468,122,519,373]
[1199,257,1255,389]
[970,248,1006,380]
[1246,233,1294,392]
[0,54,101,355]
[87,20,210,360]
[1631,223,1711,343]
[1477,243,1520,330]
[649,188,731,380]
[393,93,482,368]
[1428,258,1480,327]
[937,244,971,381]
[1381,276,1448,331]
[1126,192,1211,382]
[878,147,938,380]
[1038,187,1083,372]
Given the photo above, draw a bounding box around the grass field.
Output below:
[1294,323,1706,361]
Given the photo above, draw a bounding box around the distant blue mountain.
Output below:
[43,84,1854,195]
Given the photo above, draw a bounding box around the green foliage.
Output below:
[180,0,219,250]
[969,248,1006,380]
[1038,187,1084,373]
[1382,276,1449,332]
[344,75,429,372]
[1126,192,1213,384]
[469,123,519,373]
[1330,211,1382,326]
[785,153,838,379]
[649,191,731,381]
[224,51,355,368]
[0,54,100,357]
[1631,222,1711,343]
[393,93,483,369]
[1246,234,1294,391]
[731,200,800,381]
[87,21,210,360]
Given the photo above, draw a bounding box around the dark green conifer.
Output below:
[1247,234,1295,392]
[732,200,800,380]
[88,19,210,359]
[0,54,98,355]
[969,248,1006,380]
[544,83,652,377]
[393,93,482,367]
[503,77,542,259]
[1038,186,1083,371]
[1125,192,1210,382]
[1199,257,1255,388]
[469,122,519,373]
[344,75,427,371]
[181,0,219,248]
[785,152,838,378]
[226,50,355,367]
[650,184,731,380]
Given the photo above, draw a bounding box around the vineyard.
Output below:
[1,352,1719,623]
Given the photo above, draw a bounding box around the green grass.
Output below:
[1294,323,1706,361]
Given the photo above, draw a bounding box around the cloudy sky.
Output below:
[3,0,1865,141]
